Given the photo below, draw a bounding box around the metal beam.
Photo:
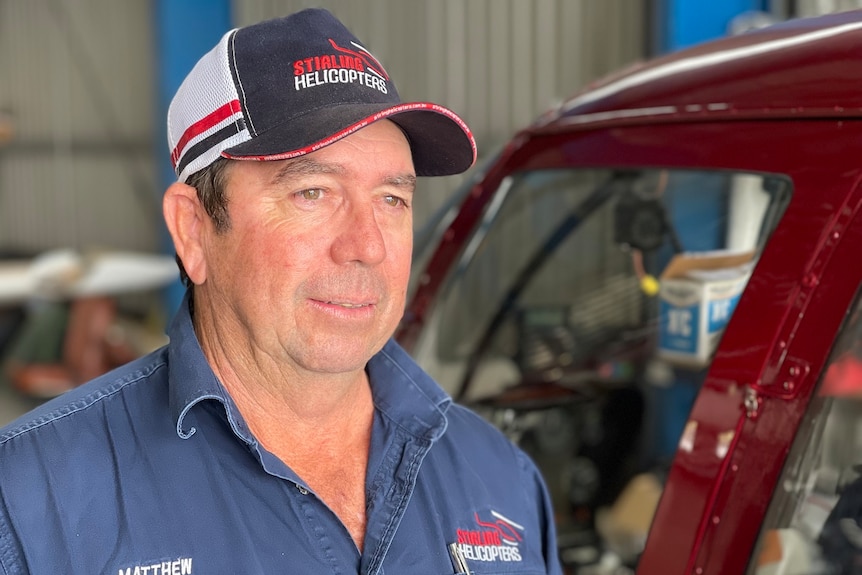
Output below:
[648,0,772,462]
[1,140,151,156]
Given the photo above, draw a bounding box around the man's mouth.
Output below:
[326,301,371,309]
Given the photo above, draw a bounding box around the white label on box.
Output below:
[659,297,699,354]
[708,293,741,333]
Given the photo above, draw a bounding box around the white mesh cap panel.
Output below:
[167,29,249,183]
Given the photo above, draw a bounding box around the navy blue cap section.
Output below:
[228,9,400,137]
[221,8,476,176]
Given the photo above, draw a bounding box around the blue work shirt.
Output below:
[0,297,562,574]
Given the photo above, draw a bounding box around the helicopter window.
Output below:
[413,168,789,402]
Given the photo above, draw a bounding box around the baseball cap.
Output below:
[167,8,477,183]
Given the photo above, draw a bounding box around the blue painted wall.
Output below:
[656,0,771,53]
[153,0,232,318]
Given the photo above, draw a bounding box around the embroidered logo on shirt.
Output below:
[454,510,524,563]
[117,557,192,575]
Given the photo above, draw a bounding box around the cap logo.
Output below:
[292,39,389,95]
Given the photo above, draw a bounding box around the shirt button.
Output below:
[296,484,308,495]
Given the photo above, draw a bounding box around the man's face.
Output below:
[196,120,415,377]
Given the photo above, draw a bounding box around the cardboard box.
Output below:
[657,250,755,368]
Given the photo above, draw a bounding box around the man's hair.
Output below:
[176,157,232,287]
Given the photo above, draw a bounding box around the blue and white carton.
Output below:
[657,250,755,368]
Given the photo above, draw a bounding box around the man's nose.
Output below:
[330,202,387,265]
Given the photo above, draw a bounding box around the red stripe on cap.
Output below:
[171,100,243,168]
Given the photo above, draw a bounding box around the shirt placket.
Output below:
[291,478,363,574]
[361,432,432,575]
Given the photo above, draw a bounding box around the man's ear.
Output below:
[163,182,208,285]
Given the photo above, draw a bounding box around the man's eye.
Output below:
[297,189,323,200]
[384,195,409,208]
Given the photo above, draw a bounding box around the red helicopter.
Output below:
[397,9,862,575]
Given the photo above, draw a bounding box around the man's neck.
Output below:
[197,314,376,550]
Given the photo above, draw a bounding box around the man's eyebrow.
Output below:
[386,174,417,191]
[271,157,345,183]
[271,157,416,190]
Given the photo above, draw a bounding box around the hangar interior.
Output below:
[0,0,649,417]
[1,1,861,574]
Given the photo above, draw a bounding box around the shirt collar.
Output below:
[167,290,451,443]
[167,292,247,440]
[370,339,451,442]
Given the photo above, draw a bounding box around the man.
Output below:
[0,9,562,574]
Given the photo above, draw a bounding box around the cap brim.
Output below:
[223,102,476,177]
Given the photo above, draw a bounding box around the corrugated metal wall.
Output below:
[0,0,645,256]
[796,0,862,15]
[0,0,158,256]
